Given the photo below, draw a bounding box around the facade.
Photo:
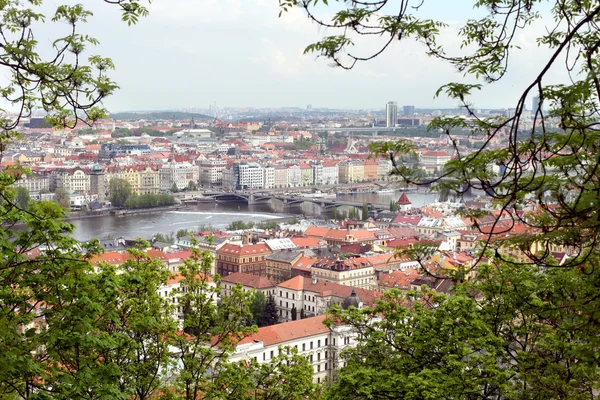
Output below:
[288,165,301,187]
[200,158,227,186]
[230,315,360,383]
[216,243,273,278]
[377,160,392,179]
[420,151,452,166]
[220,272,276,298]
[310,257,376,288]
[231,162,264,190]
[273,165,289,188]
[403,105,415,116]
[363,160,378,181]
[386,101,398,128]
[265,250,303,284]
[263,165,275,189]
[299,164,314,186]
[159,162,200,191]
[51,168,90,193]
[275,276,381,322]
[99,144,151,159]
[13,174,49,198]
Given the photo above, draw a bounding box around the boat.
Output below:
[375,188,395,194]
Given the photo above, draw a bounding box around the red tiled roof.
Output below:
[218,243,272,256]
[237,315,329,347]
[221,272,275,289]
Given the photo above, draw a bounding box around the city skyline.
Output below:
[31,1,565,113]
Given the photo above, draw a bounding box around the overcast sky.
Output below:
[38,0,568,112]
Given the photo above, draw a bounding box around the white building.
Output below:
[321,161,339,185]
[263,165,275,189]
[157,273,216,329]
[273,165,289,188]
[229,314,361,383]
[51,168,90,193]
[288,165,301,187]
[200,158,226,186]
[233,162,264,190]
[159,162,200,191]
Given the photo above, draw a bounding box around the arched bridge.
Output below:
[202,191,391,212]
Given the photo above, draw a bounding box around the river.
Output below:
[71,190,441,242]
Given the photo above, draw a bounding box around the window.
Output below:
[317,364,320,372]
[325,351,328,358]
[270,350,274,359]
[292,293,295,300]
[317,353,320,361]
[280,290,282,297]
[286,292,288,298]
[309,354,313,362]
[317,340,321,347]
[325,338,328,346]
[310,341,313,349]
[286,302,288,308]
[302,343,306,351]
[263,353,265,361]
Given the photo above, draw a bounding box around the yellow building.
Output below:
[123,166,159,195]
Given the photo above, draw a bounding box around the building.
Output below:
[363,160,378,181]
[275,275,381,322]
[220,272,276,298]
[159,161,200,191]
[230,315,360,383]
[273,165,289,188]
[420,151,452,167]
[299,164,314,186]
[402,105,415,116]
[216,243,273,278]
[231,162,265,190]
[263,165,275,189]
[157,273,216,328]
[13,173,50,198]
[51,168,90,193]
[386,101,398,128]
[265,250,303,284]
[532,95,540,113]
[310,257,376,288]
[200,158,227,186]
[397,192,412,212]
[98,144,151,159]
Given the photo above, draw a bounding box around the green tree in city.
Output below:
[291,304,298,321]
[284,0,600,397]
[216,347,320,400]
[176,229,190,240]
[261,295,279,327]
[173,244,255,399]
[248,291,267,327]
[170,183,179,193]
[53,187,71,210]
[361,202,369,220]
[15,186,29,210]
[187,180,197,191]
[98,241,176,400]
[332,206,338,220]
[109,178,133,208]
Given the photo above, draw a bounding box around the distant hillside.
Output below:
[109,111,213,121]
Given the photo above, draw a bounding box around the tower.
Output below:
[532,96,540,113]
[386,101,398,128]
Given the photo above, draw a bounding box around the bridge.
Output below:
[201,192,392,213]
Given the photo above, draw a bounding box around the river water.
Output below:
[71,191,441,242]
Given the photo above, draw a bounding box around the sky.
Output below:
[34,0,569,112]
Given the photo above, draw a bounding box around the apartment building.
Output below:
[265,250,303,284]
[275,276,381,322]
[216,243,273,278]
[200,158,227,186]
[310,257,376,289]
[159,161,200,191]
[230,315,361,383]
[51,168,90,193]
[220,272,276,298]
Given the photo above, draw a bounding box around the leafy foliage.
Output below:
[109,177,132,207]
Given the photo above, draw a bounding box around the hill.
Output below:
[109,111,213,121]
